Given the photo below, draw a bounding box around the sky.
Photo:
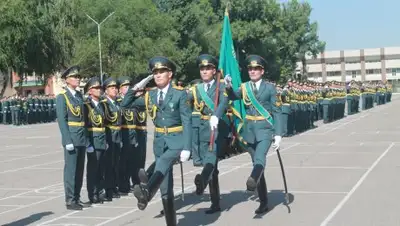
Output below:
[298,0,400,51]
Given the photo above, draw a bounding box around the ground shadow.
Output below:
[152,189,294,226]
[2,211,53,226]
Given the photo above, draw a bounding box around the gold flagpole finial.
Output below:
[225,1,231,16]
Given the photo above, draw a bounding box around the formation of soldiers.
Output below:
[0,94,57,125]
[276,79,392,137]
[55,53,392,226]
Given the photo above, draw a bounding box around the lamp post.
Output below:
[85,12,115,84]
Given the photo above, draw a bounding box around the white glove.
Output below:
[65,143,74,151]
[224,74,232,88]
[120,142,123,148]
[180,150,191,162]
[86,146,94,153]
[272,136,281,151]
[210,115,219,131]
[105,143,109,150]
[133,74,154,91]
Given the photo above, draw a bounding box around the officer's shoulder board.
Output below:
[59,89,67,94]
[116,97,122,102]
[172,85,184,91]
[100,99,107,103]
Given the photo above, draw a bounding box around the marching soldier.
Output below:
[55,65,93,210]
[122,56,191,226]
[83,76,107,204]
[101,77,122,201]
[189,54,229,214]
[224,55,282,214]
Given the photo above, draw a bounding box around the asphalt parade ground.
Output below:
[0,97,399,226]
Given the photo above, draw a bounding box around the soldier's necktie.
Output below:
[207,83,210,92]
[159,91,164,105]
[252,82,258,95]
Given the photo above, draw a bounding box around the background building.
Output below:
[297,46,400,83]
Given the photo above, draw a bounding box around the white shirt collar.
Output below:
[66,86,76,96]
[158,83,170,95]
[251,79,262,90]
[91,98,99,107]
[204,79,215,91]
[106,95,115,104]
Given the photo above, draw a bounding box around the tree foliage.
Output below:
[0,0,325,83]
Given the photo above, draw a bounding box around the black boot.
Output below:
[194,163,214,195]
[162,197,177,226]
[205,170,221,214]
[246,164,264,192]
[138,162,156,185]
[133,171,164,210]
[255,174,269,214]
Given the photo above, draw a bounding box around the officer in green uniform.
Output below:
[119,75,149,189]
[84,76,107,204]
[122,56,191,226]
[56,65,93,210]
[188,79,203,166]
[118,76,139,194]
[188,54,229,214]
[100,77,122,201]
[224,55,283,214]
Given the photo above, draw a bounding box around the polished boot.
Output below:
[76,199,91,208]
[104,189,113,202]
[194,163,214,195]
[255,174,269,214]
[246,164,264,192]
[162,197,177,226]
[138,162,156,185]
[66,199,83,210]
[133,171,164,210]
[205,170,221,214]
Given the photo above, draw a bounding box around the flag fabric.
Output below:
[217,9,247,144]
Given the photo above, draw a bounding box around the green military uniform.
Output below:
[83,76,107,204]
[123,56,192,226]
[225,55,283,214]
[100,77,122,201]
[189,54,229,214]
[56,65,91,210]
[119,76,148,189]
[117,76,139,194]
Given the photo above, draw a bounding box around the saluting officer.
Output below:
[189,54,229,214]
[122,56,191,226]
[56,66,93,210]
[224,55,283,214]
[100,77,122,201]
[83,76,107,204]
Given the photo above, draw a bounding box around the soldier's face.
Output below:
[89,87,102,98]
[199,66,215,82]
[66,75,81,88]
[153,69,172,88]
[119,85,129,95]
[248,67,264,81]
[106,86,118,98]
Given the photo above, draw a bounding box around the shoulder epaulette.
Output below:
[100,99,107,103]
[59,90,66,94]
[172,85,184,91]
[116,98,122,102]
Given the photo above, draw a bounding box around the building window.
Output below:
[327,71,341,76]
[352,75,356,79]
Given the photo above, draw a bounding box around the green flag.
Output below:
[217,9,247,143]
